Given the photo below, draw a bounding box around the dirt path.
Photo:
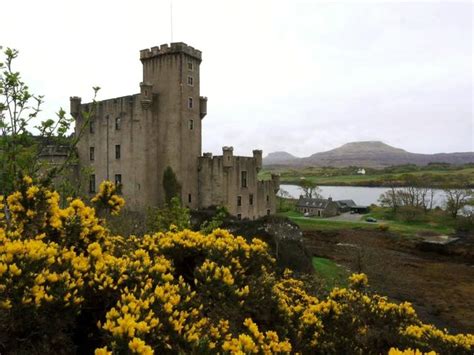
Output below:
[303,229,474,334]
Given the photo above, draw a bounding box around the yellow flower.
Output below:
[94,347,112,355]
[9,263,22,276]
[348,273,368,288]
[128,337,154,354]
[23,176,33,185]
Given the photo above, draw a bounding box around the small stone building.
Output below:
[71,42,279,219]
[296,197,339,217]
[335,199,357,213]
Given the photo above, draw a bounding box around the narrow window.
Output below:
[115,117,121,130]
[188,97,193,109]
[267,209,271,216]
[89,174,96,193]
[237,214,242,220]
[89,120,95,134]
[237,196,242,207]
[241,171,247,188]
[266,195,269,203]
[90,147,95,161]
[249,194,254,205]
[188,61,193,71]
[188,194,192,203]
[115,174,122,193]
[189,119,194,130]
[187,76,194,86]
[115,145,121,159]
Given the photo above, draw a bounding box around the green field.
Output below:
[278,210,455,237]
[312,257,348,289]
[260,165,474,187]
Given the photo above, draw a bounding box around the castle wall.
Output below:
[198,151,278,219]
[73,94,159,210]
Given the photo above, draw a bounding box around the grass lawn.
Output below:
[278,211,455,237]
[260,166,474,187]
[312,257,348,289]
[278,211,377,232]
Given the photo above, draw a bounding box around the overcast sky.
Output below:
[1,0,472,156]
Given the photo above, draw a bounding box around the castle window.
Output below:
[249,194,254,205]
[266,195,270,203]
[115,117,121,130]
[115,174,122,193]
[188,97,193,109]
[237,214,242,220]
[241,171,247,188]
[189,119,194,130]
[237,196,242,207]
[90,147,95,161]
[89,120,95,134]
[187,76,194,86]
[188,61,193,71]
[115,145,121,159]
[89,174,96,193]
[188,194,192,203]
[267,209,271,216]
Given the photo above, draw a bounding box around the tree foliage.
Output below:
[378,176,437,213]
[199,206,229,234]
[146,197,190,232]
[300,179,322,199]
[162,166,181,204]
[0,47,99,200]
[444,188,473,218]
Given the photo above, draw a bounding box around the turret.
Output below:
[200,96,208,119]
[253,149,262,171]
[140,82,153,109]
[223,146,234,168]
[138,42,204,208]
[70,96,82,118]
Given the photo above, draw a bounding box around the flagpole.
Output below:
[170,0,174,43]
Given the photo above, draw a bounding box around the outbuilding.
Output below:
[296,197,339,217]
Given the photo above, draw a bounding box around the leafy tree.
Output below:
[200,206,229,234]
[299,178,322,199]
[277,188,295,212]
[378,175,437,213]
[163,166,181,203]
[146,197,190,232]
[0,47,98,198]
[444,188,473,219]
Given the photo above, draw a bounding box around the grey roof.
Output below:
[297,197,331,209]
[336,200,357,208]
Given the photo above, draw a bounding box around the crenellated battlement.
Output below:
[140,42,202,62]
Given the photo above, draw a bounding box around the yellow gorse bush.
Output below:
[91,180,125,216]
[0,177,472,354]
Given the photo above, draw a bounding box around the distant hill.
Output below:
[263,151,299,165]
[263,141,474,168]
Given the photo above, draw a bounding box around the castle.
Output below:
[70,42,279,219]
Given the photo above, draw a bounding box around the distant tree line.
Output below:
[378,175,473,219]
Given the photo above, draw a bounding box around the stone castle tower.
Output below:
[71,42,278,219]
